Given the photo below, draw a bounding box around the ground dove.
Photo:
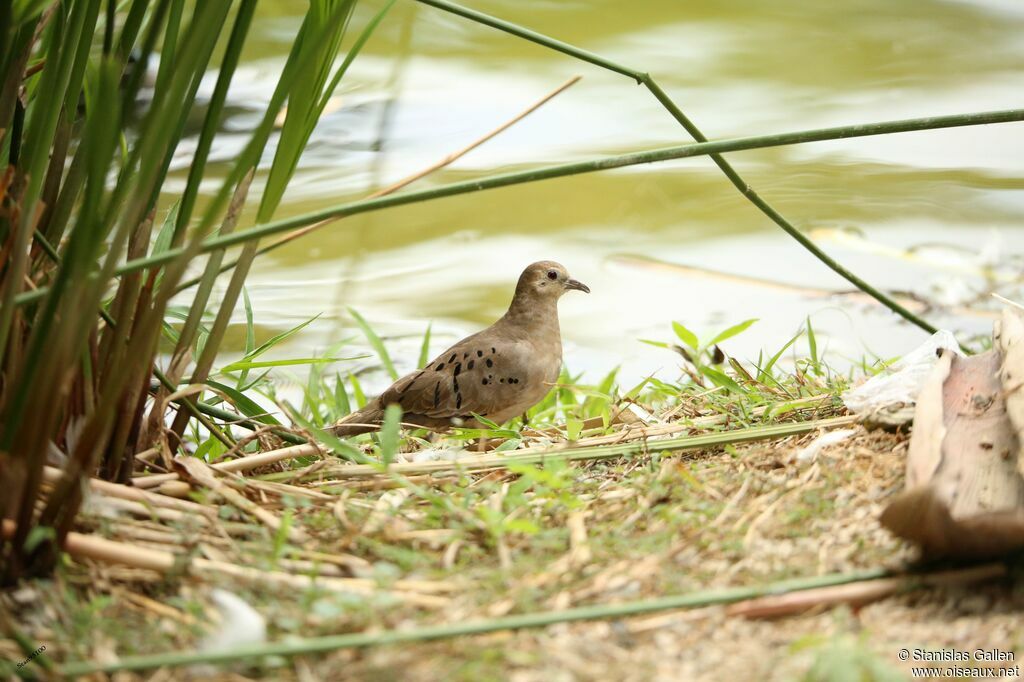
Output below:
[330,261,589,436]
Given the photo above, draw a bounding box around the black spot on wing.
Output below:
[449,353,457,363]
[485,358,493,368]
[476,350,483,357]
[491,347,496,354]
[399,370,424,396]
[435,363,444,371]
[467,360,474,370]
[453,362,461,376]
[433,381,440,409]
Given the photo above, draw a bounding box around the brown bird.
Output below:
[331,261,589,436]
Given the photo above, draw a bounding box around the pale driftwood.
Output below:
[904,351,951,489]
[882,329,1024,559]
[216,443,321,473]
[0,520,450,608]
[1,519,176,572]
[233,477,335,501]
[42,465,213,517]
[156,480,193,498]
[79,496,192,524]
[132,472,179,489]
[133,443,321,489]
[995,309,1024,478]
[173,456,309,544]
[726,563,1006,619]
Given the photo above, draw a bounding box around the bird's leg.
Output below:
[521,413,529,427]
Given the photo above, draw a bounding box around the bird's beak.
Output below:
[564,278,590,294]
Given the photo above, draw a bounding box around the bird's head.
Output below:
[513,261,590,304]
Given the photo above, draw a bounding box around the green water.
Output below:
[170,0,1024,384]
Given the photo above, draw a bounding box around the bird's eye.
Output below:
[547,270,558,280]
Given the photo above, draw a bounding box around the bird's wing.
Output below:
[379,331,529,421]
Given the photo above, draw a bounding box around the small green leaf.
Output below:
[728,356,754,382]
[242,314,321,363]
[597,366,619,396]
[152,200,179,256]
[242,288,256,355]
[494,438,522,452]
[239,287,256,388]
[672,321,699,350]
[702,366,746,394]
[709,318,758,347]
[418,322,432,369]
[196,328,209,360]
[220,356,362,373]
[624,377,651,400]
[760,329,802,380]
[378,403,403,465]
[24,525,56,553]
[238,369,272,392]
[566,418,583,441]
[161,320,180,344]
[194,438,216,462]
[288,409,373,465]
[471,413,501,430]
[806,316,818,365]
[349,373,367,409]
[334,372,351,416]
[206,380,282,425]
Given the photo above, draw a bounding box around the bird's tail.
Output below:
[328,401,384,437]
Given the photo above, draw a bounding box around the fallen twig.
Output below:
[286,415,858,479]
[58,561,1007,676]
[725,563,1006,618]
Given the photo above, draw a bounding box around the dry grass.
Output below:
[2,383,1022,679]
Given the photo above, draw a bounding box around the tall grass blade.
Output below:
[349,308,398,380]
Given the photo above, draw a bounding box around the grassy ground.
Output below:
[2,331,1022,680]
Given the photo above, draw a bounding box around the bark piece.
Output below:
[995,309,1024,478]
[881,316,1024,559]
